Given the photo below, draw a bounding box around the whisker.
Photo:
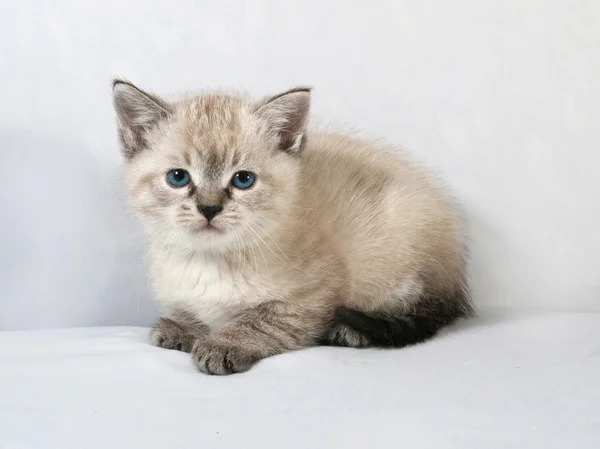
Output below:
[245,225,268,269]
[251,221,305,273]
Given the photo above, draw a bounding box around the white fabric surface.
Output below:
[1,312,598,448]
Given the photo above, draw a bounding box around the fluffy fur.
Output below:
[112,79,473,375]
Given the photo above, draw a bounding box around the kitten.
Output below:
[112,79,473,375]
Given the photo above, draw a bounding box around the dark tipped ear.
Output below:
[255,87,311,155]
[112,79,171,159]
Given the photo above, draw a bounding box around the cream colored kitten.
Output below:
[112,79,473,375]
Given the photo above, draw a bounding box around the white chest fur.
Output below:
[150,251,265,329]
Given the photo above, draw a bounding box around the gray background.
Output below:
[1,0,599,330]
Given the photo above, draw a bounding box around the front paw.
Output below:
[191,340,260,375]
[149,318,196,353]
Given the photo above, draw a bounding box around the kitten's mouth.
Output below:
[197,223,223,235]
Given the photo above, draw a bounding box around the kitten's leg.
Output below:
[322,291,472,348]
[321,318,371,348]
[191,301,327,375]
[150,312,209,353]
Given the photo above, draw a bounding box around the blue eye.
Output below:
[166,169,191,187]
[231,171,256,189]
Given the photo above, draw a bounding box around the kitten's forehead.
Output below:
[167,94,256,171]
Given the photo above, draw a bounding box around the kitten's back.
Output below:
[296,131,466,308]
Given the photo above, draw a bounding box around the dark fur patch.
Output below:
[321,289,473,348]
[266,86,312,103]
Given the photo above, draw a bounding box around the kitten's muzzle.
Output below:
[197,204,223,222]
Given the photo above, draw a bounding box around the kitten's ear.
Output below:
[112,79,171,159]
[255,87,311,155]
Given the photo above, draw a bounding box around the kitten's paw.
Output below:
[149,318,196,353]
[324,323,371,348]
[191,340,260,375]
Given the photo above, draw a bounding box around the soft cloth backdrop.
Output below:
[1,0,598,330]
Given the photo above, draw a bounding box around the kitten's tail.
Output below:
[321,291,473,348]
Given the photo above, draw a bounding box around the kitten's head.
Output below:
[112,80,310,252]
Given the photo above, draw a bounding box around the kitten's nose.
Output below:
[197,204,223,222]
